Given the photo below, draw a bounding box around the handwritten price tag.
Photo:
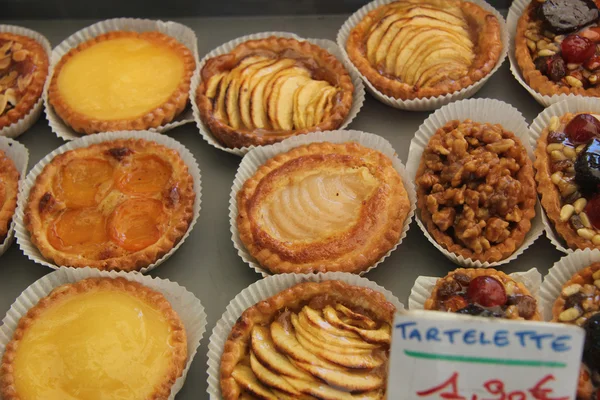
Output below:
[388,310,585,400]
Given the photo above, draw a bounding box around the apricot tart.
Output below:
[237,142,411,274]
[48,31,195,134]
[0,149,19,243]
[425,268,541,320]
[515,0,600,97]
[535,113,600,250]
[196,36,354,149]
[0,33,49,129]
[24,138,195,270]
[345,0,503,100]
[220,280,395,399]
[551,263,600,399]
[0,277,187,400]
[415,120,537,263]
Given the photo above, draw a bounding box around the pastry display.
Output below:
[534,113,600,250]
[24,138,195,271]
[345,0,503,100]
[237,141,411,274]
[220,280,395,399]
[196,36,354,149]
[515,0,600,97]
[551,263,600,399]
[425,268,541,320]
[0,277,188,399]
[0,32,49,129]
[0,149,19,243]
[48,31,195,134]
[415,119,537,263]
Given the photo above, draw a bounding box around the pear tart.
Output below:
[220,280,396,400]
[24,139,195,271]
[345,0,502,100]
[237,142,411,274]
[0,277,188,400]
[48,31,195,134]
[197,37,354,149]
[0,149,19,243]
[0,33,49,129]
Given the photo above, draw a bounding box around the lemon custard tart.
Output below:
[0,33,49,129]
[196,36,354,149]
[24,138,195,271]
[0,277,188,400]
[220,280,396,399]
[236,141,411,274]
[345,0,503,100]
[0,149,19,243]
[48,31,195,134]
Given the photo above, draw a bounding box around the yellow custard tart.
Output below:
[0,277,188,400]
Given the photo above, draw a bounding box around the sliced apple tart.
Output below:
[196,36,354,149]
[220,280,396,399]
[0,149,19,243]
[345,0,503,100]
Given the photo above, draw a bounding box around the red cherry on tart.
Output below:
[585,194,600,230]
[566,114,600,144]
[561,35,596,64]
[466,276,507,307]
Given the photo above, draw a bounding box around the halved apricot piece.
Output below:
[48,208,109,252]
[54,158,114,208]
[115,155,172,195]
[108,198,166,252]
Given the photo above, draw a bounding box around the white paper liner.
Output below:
[406,98,545,267]
[43,18,199,141]
[229,129,417,277]
[206,271,404,399]
[529,98,600,254]
[190,31,366,156]
[0,25,51,139]
[0,266,206,399]
[13,130,202,273]
[0,137,28,258]
[409,268,543,317]
[540,249,600,321]
[506,0,585,107]
[336,0,509,111]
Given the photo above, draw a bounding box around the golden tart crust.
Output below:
[24,139,195,271]
[0,149,19,242]
[48,31,195,134]
[196,36,354,149]
[0,277,188,400]
[237,142,411,274]
[220,280,396,400]
[0,33,49,129]
[345,0,502,100]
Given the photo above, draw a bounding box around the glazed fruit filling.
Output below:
[525,0,600,89]
[434,273,537,319]
[0,39,36,116]
[544,113,600,244]
[233,298,390,399]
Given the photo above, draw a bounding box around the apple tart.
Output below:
[48,31,195,134]
[0,277,188,400]
[24,139,195,271]
[345,0,503,100]
[0,149,19,243]
[196,36,354,149]
[220,280,396,399]
[237,142,411,274]
[0,33,49,129]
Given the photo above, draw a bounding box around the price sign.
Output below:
[388,310,585,400]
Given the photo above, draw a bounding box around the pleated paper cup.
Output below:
[409,267,543,317]
[229,129,417,277]
[336,0,508,111]
[0,25,51,139]
[0,266,207,400]
[13,130,201,273]
[507,0,582,107]
[43,18,199,141]
[190,31,366,156]
[540,249,600,321]
[0,137,28,258]
[206,271,403,399]
[406,98,544,267]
